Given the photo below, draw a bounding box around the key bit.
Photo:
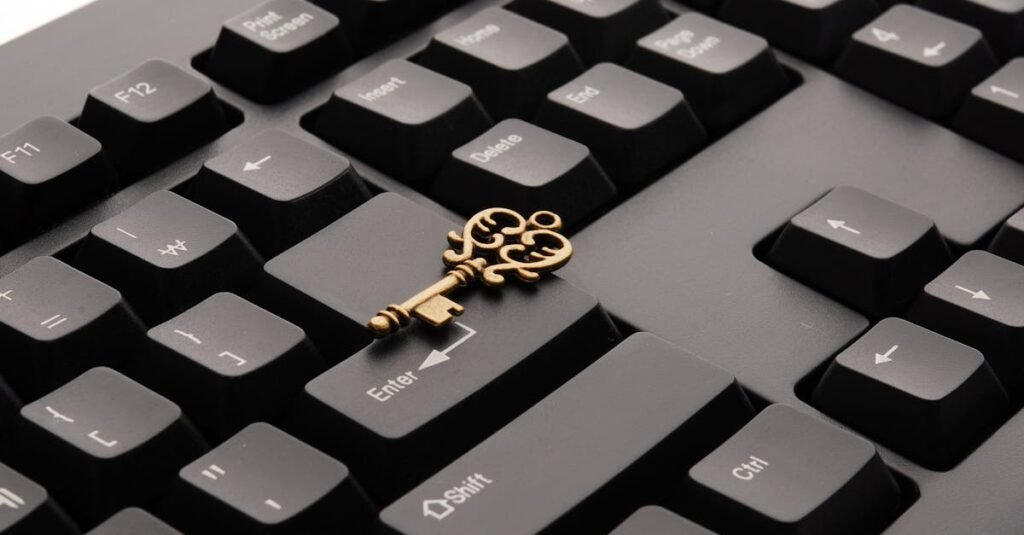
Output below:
[367,207,573,337]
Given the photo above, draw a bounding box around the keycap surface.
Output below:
[8,368,205,526]
[208,0,351,102]
[88,508,180,535]
[814,318,1007,467]
[0,462,77,535]
[0,117,116,241]
[74,191,262,323]
[535,63,706,188]
[508,0,669,64]
[316,59,493,182]
[78,59,229,173]
[681,404,903,535]
[133,293,324,439]
[908,250,1024,387]
[163,423,375,534]
[380,334,753,534]
[954,58,1024,162]
[628,13,790,132]
[189,129,370,257]
[835,5,998,118]
[432,119,616,230]
[609,506,715,535]
[0,257,144,399]
[768,186,951,317]
[416,7,584,119]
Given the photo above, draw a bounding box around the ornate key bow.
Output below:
[367,208,573,337]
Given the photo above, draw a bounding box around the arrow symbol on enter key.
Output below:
[875,345,898,364]
[243,155,272,172]
[419,322,477,371]
[923,42,946,58]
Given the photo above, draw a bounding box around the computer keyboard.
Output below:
[1,0,1024,532]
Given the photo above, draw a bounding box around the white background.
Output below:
[0,0,97,46]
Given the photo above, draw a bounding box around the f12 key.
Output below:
[836,5,998,118]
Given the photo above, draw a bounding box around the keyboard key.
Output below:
[768,187,951,317]
[908,250,1024,387]
[627,13,789,132]
[7,368,205,525]
[290,276,618,500]
[609,506,715,535]
[260,192,617,359]
[954,58,1024,162]
[508,0,670,64]
[380,334,753,534]
[432,119,616,231]
[74,191,262,324]
[208,0,352,103]
[189,130,371,257]
[534,63,706,188]
[0,462,77,534]
[315,59,493,182]
[0,257,144,399]
[89,508,180,535]
[132,293,324,440]
[163,423,375,534]
[416,7,585,119]
[312,0,448,53]
[835,5,998,118]
[79,59,229,173]
[0,117,116,241]
[813,318,1007,467]
[990,204,1024,264]
[920,0,1024,59]
[679,404,903,535]
[720,0,880,61]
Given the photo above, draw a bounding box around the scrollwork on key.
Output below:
[443,208,529,265]
[482,226,573,287]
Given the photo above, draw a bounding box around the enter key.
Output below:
[286,256,619,504]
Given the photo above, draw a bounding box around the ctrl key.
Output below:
[161,423,375,534]
[679,404,903,535]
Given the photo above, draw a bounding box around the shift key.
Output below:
[380,333,753,534]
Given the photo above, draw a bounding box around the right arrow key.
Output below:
[835,5,998,118]
[812,317,1008,468]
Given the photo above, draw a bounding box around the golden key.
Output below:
[367,208,574,338]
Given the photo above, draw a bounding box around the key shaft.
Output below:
[368,258,486,337]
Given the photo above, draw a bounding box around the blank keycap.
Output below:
[163,423,375,534]
[720,0,880,61]
[131,293,324,440]
[680,404,902,535]
[768,187,951,317]
[990,204,1024,264]
[0,117,116,241]
[535,63,706,188]
[290,271,619,501]
[920,0,1024,59]
[74,191,262,323]
[380,334,754,534]
[259,192,618,362]
[208,0,352,102]
[628,13,789,132]
[189,130,371,257]
[0,257,144,399]
[908,250,1024,387]
[835,5,998,118]
[7,368,205,525]
[311,0,448,53]
[0,462,77,534]
[813,318,1007,468]
[508,0,669,64]
[416,7,585,119]
[89,508,180,535]
[432,119,616,231]
[315,59,493,182]
[954,58,1024,162]
[78,59,229,173]
[609,506,715,535]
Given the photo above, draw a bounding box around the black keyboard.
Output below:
[1,0,1023,532]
